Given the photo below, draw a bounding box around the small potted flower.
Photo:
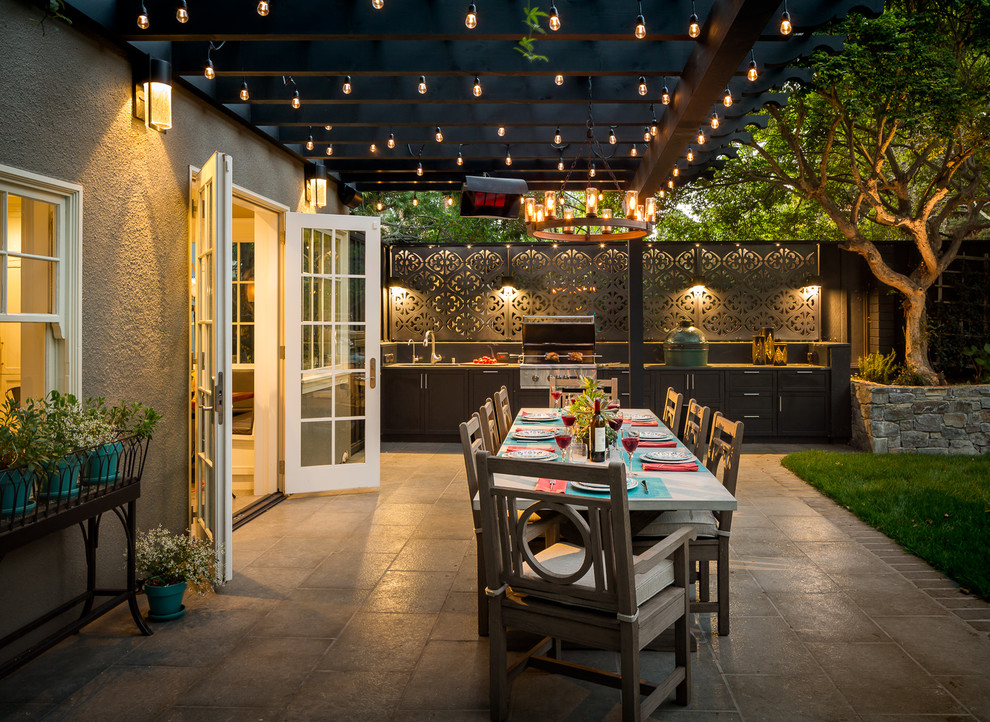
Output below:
[134,525,223,621]
[83,400,162,486]
[0,397,49,516]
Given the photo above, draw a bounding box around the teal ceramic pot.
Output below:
[37,456,82,501]
[145,581,188,621]
[663,321,709,367]
[83,441,124,486]
[0,467,37,516]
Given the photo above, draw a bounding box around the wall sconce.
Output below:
[305,164,328,208]
[802,274,823,294]
[386,279,404,293]
[133,56,172,132]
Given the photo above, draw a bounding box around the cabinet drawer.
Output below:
[734,413,774,435]
[726,369,774,391]
[778,369,827,390]
[726,392,774,412]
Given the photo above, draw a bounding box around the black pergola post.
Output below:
[628,237,644,405]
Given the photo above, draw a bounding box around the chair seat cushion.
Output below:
[638,510,718,538]
[521,542,674,606]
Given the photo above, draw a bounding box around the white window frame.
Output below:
[0,162,82,395]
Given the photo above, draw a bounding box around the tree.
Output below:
[679,1,990,382]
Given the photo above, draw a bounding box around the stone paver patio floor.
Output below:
[1,443,988,721]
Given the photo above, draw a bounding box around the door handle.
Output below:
[370,357,377,389]
[743,392,760,396]
[424,373,428,390]
[779,397,782,412]
[214,372,224,423]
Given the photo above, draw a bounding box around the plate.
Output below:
[625,413,654,422]
[637,430,674,441]
[642,449,695,463]
[571,478,639,493]
[505,448,556,460]
[512,429,555,440]
[519,412,557,422]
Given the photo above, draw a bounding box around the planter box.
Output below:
[850,379,990,455]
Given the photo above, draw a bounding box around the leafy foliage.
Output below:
[566,377,620,445]
[515,4,549,62]
[962,343,990,382]
[855,350,900,384]
[135,525,224,593]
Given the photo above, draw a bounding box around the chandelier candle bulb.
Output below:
[645,197,657,222]
[600,207,612,233]
[624,190,638,219]
[525,197,536,222]
[585,187,599,217]
[563,208,575,233]
[544,191,557,217]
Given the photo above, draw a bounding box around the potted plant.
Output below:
[35,392,115,500]
[0,397,49,516]
[134,525,223,621]
[83,400,162,486]
[567,377,620,450]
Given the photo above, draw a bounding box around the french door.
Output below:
[190,152,233,581]
[283,213,380,493]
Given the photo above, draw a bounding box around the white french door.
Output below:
[283,213,380,493]
[190,152,233,581]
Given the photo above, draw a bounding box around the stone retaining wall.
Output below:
[851,380,990,454]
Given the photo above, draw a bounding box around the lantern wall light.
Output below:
[305,164,328,209]
[133,56,172,132]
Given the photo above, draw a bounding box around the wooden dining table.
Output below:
[474,407,737,514]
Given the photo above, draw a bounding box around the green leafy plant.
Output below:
[855,350,900,385]
[107,401,163,440]
[566,377,619,446]
[892,368,932,387]
[962,343,990,383]
[0,397,52,471]
[515,4,549,62]
[134,525,223,593]
[39,391,116,457]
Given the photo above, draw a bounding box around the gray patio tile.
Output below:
[723,673,858,721]
[364,571,457,614]
[872,616,990,677]
[280,670,410,720]
[370,503,436,526]
[390,538,471,573]
[744,558,842,595]
[830,573,952,617]
[339,523,418,554]
[772,515,850,542]
[796,541,892,576]
[936,675,990,720]
[247,535,336,569]
[724,568,780,618]
[319,612,437,672]
[771,592,889,643]
[400,640,490,711]
[213,564,314,600]
[250,587,367,638]
[161,706,283,721]
[301,551,397,590]
[0,703,55,719]
[709,616,821,675]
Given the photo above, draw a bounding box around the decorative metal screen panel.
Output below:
[388,244,818,342]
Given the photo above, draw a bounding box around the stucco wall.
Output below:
[0,0,344,650]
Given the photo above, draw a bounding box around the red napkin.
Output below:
[632,421,659,427]
[638,440,677,448]
[536,478,567,493]
[503,446,556,453]
[641,462,699,472]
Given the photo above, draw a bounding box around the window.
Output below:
[0,163,82,401]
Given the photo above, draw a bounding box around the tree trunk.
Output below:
[902,289,939,384]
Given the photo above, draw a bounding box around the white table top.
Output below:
[475,408,737,512]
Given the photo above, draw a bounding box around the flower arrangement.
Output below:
[134,525,224,593]
[566,377,620,446]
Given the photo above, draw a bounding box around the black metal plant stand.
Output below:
[0,435,153,678]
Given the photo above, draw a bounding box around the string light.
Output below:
[504,145,512,166]
[446,195,454,207]
[412,193,418,207]
[176,0,188,23]
[780,1,793,35]
[673,165,680,177]
[418,76,428,94]
[557,151,565,171]
[644,126,652,142]
[240,82,250,101]
[342,76,352,94]
[589,162,596,178]
[697,129,706,144]
[204,57,215,80]
[416,161,423,176]
[291,90,301,108]
[554,127,562,145]
[373,0,384,8]
[387,132,396,149]
[497,125,506,137]
[686,146,694,162]
[688,1,700,38]
[435,126,444,142]
[457,145,464,165]
[668,178,675,189]
[137,1,149,29]
[326,144,333,156]
[634,0,646,39]
[747,51,759,82]
[370,143,377,153]
[650,105,658,137]
[472,75,483,97]
[661,79,671,105]
[376,200,384,211]
[723,87,733,107]
[710,111,720,129]
[548,3,560,31]
[638,76,648,96]
[609,127,617,144]
[554,74,564,86]
[465,3,477,29]
[325,125,332,131]
[630,145,638,157]
[257,0,269,17]
[306,135,314,151]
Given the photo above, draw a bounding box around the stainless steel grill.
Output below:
[519,316,598,389]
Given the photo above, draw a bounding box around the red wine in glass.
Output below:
[550,390,563,408]
[554,432,573,462]
[561,413,577,428]
[621,433,640,470]
[607,400,620,410]
[607,416,623,432]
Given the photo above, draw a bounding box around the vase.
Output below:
[82,441,124,486]
[0,467,37,517]
[37,456,82,501]
[144,581,187,621]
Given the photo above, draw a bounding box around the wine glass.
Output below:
[561,412,577,428]
[550,389,563,410]
[621,431,640,471]
[607,414,624,461]
[554,431,573,462]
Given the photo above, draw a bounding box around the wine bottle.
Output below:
[589,398,606,463]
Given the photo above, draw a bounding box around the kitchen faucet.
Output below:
[406,338,420,364]
[424,330,442,364]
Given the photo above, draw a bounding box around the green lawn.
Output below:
[781,450,990,600]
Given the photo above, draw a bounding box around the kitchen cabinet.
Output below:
[654,369,722,411]
[725,369,775,436]
[776,369,829,436]
[469,367,515,413]
[382,367,469,440]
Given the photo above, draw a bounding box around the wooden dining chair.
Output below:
[476,452,694,722]
[549,376,618,407]
[681,399,712,460]
[479,399,501,452]
[495,385,513,442]
[661,386,684,436]
[634,412,744,636]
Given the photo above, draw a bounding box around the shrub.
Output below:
[855,350,899,384]
[892,368,931,386]
[134,525,224,593]
[962,343,990,383]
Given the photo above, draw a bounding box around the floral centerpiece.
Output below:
[566,377,621,447]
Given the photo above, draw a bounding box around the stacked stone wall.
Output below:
[851,380,990,454]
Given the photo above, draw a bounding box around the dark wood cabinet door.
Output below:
[654,371,690,409]
[469,368,514,413]
[777,393,828,436]
[690,371,723,410]
[382,370,424,434]
[423,370,470,435]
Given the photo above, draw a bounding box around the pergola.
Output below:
[66,0,881,194]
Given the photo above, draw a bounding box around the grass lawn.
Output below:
[781,450,990,600]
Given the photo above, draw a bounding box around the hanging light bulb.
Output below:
[661,80,671,105]
[710,112,720,129]
[589,162,596,178]
[291,90,301,108]
[668,178,675,189]
[558,154,565,171]
[137,1,150,29]
[305,135,315,151]
[673,165,680,177]
[780,1,792,35]
[634,11,646,39]
[659,189,666,198]
[650,109,658,137]
[257,0,270,17]
[445,195,454,207]
[554,73,564,86]
[748,52,759,82]
[324,124,332,131]
[416,161,423,176]
[387,132,396,149]
[609,127,617,144]
[457,148,464,165]
[688,1,700,38]
[342,76,352,94]
[472,75,483,97]
[418,76,428,94]
[644,126,652,142]
[497,125,505,137]
[376,200,384,211]
[373,0,384,8]
[176,0,188,23]
[505,146,512,166]
[465,3,477,29]
[204,58,215,80]
[370,143,377,153]
[240,82,250,101]
[548,3,560,31]
[723,87,733,107]
[553,127,562,145]
[697,129,706,144]
[412,193,419,207]
[630,145,638,157]
[326,144,334,156]
[686,146,694,162]
[638,76,648,96]
[435,126,443,142]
